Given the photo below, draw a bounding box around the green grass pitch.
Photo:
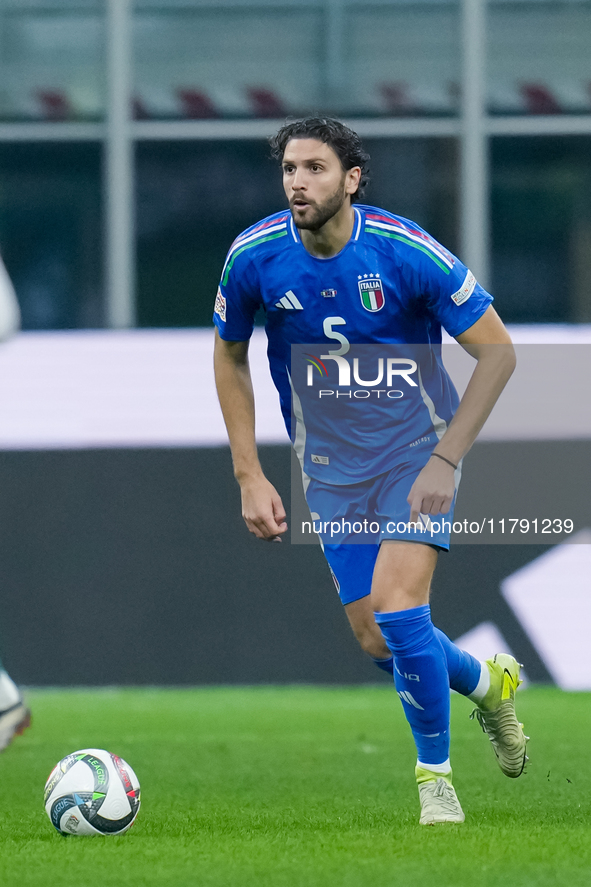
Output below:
[0,686,589,887]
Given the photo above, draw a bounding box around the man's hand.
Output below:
[407,456,456,525]
[240,475,288,542]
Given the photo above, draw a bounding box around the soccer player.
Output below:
[213,118,527,824]
[0,254,31,751]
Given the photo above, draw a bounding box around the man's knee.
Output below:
[352,622,390,659]
[344,595,391,659]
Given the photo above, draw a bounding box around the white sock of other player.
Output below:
[0,670,21,710]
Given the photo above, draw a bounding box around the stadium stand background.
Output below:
[0,0,589,686]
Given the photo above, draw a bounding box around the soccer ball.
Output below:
[44,748,141,836]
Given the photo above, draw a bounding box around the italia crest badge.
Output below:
[358,275,385,312]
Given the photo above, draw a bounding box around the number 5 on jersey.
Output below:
[323,317,349,355]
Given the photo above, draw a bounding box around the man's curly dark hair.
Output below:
[269,117,370,202]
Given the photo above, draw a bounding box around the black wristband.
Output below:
[431,452,458,470]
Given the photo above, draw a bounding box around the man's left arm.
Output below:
[407,305,516,523]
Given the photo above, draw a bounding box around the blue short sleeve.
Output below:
[409,235,493,337]
[213,246,262,342]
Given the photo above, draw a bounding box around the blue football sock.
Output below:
[371,655,394,675]
[370,624,480,693]
[375,605,450,766]
[433,627,482,697]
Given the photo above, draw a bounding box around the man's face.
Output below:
[282,138,357,231]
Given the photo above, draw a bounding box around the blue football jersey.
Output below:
[214,205,493,483]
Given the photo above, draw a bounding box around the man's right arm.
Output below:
[213,329,287,541]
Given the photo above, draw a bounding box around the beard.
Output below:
[290,180,348,232]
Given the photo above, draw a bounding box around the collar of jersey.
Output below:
[289,207,363,261]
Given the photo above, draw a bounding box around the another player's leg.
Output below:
[0,258,29,750]
[0,663,30,752]
[372,541,463,824]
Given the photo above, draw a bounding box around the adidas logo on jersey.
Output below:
[275,290,303,310]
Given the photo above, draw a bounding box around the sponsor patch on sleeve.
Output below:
[214,287,227,322]
[451,270,476,306]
